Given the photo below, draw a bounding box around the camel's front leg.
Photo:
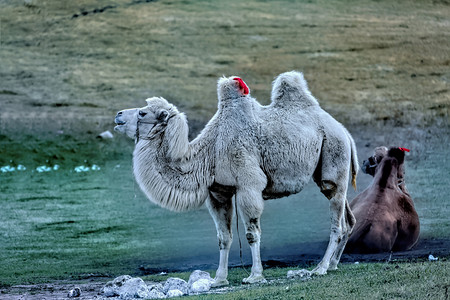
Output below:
[313,189,348,275]
[206,189,234,287]
[236,188,267,284]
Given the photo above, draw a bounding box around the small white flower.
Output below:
[1,165,16,172]
[74,166,90,172]
[36,166,51,172]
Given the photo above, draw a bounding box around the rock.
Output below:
[163,278,188,295]
[166,289,183,298]
[428,254,438,261]
[190,278,213,294]
[119,277,150,299]
[98,130,114,139]
[147,283,166,299]
[188,270,214,294]
[287,269,312,280]
[102,276,152,299]
[102,275,132,297]
[187,270,213,286]
[67,287,81,297]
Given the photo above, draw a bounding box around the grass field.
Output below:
[146,262,450,300]
[1,0,449,298]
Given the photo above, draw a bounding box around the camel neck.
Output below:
[374,158,399,190]
[132,130,213,212]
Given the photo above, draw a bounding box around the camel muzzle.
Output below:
[362,156,377,176]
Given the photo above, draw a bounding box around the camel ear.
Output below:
[157,109,169,123]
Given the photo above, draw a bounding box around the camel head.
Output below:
[217,76,250,102]
[114,97,179,140]
[362,146,408,177]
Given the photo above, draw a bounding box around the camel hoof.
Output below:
[211,278,229,288]
[328,264,338,271]
[328,259,339,270]
[242,274,267,284]
[311,266,327,275]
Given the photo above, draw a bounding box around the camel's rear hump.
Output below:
[271,71,319,108]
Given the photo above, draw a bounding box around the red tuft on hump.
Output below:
[233,77,249,95]
[399,147,410,152]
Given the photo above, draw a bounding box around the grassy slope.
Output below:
[1,0,448,135]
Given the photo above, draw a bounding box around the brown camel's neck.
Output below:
[374,158,399,190]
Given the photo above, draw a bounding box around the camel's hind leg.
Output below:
[329,200,355,269]
[206,188,234,287]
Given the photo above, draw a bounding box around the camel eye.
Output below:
[157,109,169,122]
[138,110,147,117]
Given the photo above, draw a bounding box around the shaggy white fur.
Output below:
[115,97,215,211]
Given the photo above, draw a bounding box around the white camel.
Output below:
[114,71,358,286]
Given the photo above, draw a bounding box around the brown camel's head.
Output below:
[217,76,250,103]
[114,97,178,140]
[362,146,388,176]
[362,146,408,178]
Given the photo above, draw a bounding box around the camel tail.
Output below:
[346,129,359,191]
[345,199,356,235]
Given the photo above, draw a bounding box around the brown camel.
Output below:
[346,147,420,253]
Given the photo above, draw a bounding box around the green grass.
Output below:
[140,262,450,300]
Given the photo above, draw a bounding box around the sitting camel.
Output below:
[114,71,358,285]
[346,147,420,253]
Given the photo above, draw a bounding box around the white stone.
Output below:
[67,287,81,297]
[287,269,312,280]
[166,289,183,298]
[428,254,438,261]
[163,278,188,295]
[102,275,132,297]
[118,277,149,299]
[98,130,114,139]
[147,283,166,299]
[187,270,213,286]
[190,278,212,294]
